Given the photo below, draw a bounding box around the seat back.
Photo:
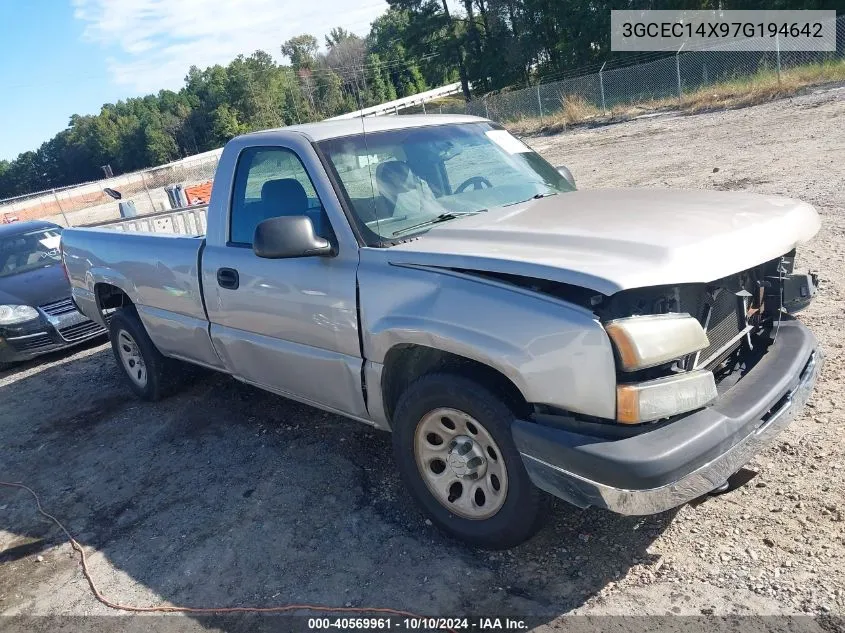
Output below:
[260,178,309,221]
[375,161,416,217]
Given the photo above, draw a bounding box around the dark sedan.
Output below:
[0,220,106,368]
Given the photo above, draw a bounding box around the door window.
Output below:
[229,147,330,245]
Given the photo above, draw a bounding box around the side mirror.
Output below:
[556,165,576,189]
[253,216,334,259]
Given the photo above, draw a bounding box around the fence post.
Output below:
[51,189,70,227]
[676,43,685,104]
[484,95,489,119]
[599,61,607,113]
[536,83,543,119]
[140,171,155,211]
[775,32,782,85]
[422,101,427,114]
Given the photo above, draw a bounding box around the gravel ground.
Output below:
[1,88,844,629]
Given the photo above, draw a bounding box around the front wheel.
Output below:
[392,373,547,549]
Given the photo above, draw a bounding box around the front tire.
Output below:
[108,306,171,401]
[392,373,547,549]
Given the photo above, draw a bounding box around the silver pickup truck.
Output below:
[62,115,822,548]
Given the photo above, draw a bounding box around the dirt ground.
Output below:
[1,87,844,629]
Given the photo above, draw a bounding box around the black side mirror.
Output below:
[555,165,576,189]
[253,216,334,259]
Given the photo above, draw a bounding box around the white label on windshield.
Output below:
[39,236,61,250]
[486,130,532,154]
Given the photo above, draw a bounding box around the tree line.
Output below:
[1,0,842,199]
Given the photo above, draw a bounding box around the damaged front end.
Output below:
[594,249,817,380]
[459,250,817,426]
[508,253,821,512]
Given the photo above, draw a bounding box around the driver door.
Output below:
[201,144,366,418]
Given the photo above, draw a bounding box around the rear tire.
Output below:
[392,373,547,549]
[108,306,172,401]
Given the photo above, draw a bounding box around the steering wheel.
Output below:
[455,176,493,194]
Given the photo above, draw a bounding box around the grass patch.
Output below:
[561,93,602,124]
[506,59,845,135]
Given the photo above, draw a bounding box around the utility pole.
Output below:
[676,43,685,104]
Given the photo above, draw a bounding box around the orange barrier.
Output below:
[184,181,213,205]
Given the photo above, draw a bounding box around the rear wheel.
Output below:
[392,373,547,549]
[109,306,171,401]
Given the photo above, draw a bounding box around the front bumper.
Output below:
[0,305,107,365]
[513,319,821,515]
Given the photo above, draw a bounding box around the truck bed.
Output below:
[61,224,208,326]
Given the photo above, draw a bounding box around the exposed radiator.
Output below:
[693,288,747,369]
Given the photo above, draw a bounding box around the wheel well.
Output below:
[94,283,132,318]
[380,345,530,425]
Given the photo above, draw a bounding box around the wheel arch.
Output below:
[380,344,530,428]
[94,282,134,326]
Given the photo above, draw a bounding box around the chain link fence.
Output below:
[463,15,844,124]
[0,151,220,227]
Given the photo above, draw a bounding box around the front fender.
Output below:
[359,256,617,420]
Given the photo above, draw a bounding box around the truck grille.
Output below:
[59,320,106,343]
[39,297,77,317]
[693,289,746,369]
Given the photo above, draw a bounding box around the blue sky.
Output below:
[0,0,387,161]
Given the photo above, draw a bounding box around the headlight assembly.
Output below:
[605,313,709,372]
[0,305,39,325]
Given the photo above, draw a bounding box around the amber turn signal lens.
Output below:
[616,370,717,424]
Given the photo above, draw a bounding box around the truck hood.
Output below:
[386,188,821,295]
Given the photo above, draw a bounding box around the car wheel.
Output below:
[392,373,547,549]
[109,306,172,401]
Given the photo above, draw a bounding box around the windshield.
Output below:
[317,122,574,245]
[0,227,63,278]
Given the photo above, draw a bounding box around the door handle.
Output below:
[216,267,239,290]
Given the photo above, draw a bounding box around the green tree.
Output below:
[368,9,430,97]
[325,27,354,48]
[387,0,471,99]
[211,104,247,140]
[281,34,319,71]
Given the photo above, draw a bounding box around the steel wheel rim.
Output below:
[414,407,508,520]
[117,329,147,388]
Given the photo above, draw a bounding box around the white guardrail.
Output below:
[90,205,209,235]
[327,82,463,119]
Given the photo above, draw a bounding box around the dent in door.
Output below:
[210,323,368,418]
